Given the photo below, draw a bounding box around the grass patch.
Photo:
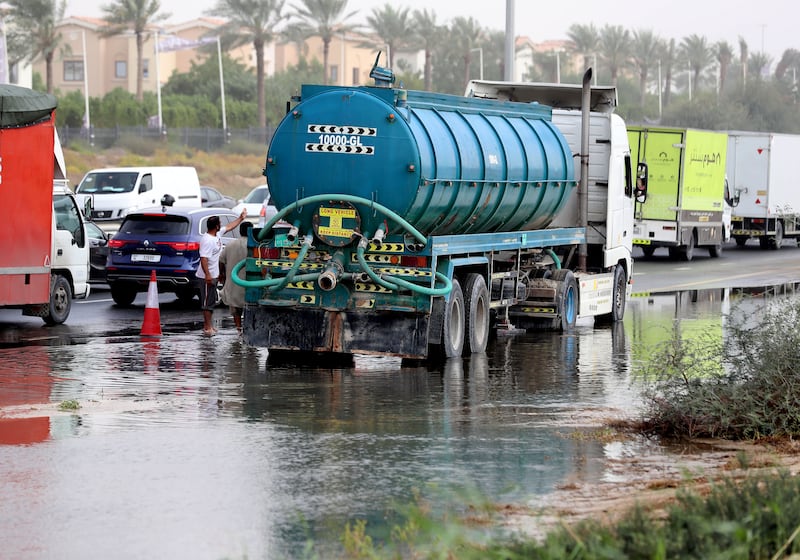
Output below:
[58,399,80,411]
[637,297,800,440]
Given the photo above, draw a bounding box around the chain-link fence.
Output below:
[58,125,276,151]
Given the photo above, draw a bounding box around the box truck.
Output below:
[0,85,90,325]
[628,126,731,260]
[726,131,800,249]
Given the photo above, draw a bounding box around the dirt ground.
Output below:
[502,432,800,540]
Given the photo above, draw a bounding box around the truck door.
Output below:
[53,192,90,294]
[634,129,683,223]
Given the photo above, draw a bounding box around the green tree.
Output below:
[598,24,630,87]
[566,23,599,72]
[412,9,438,91]
[206,0,287,128]
[263,58,325,124]
[101,0,170,102]
[631,30,662,107]
[365,4,410,69]
[5,0,66,93]
[290,0,359,85]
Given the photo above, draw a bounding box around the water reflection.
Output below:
[1,285,798,557]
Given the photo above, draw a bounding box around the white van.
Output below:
[75,166,201,222]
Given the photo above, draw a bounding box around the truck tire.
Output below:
[462,273,489,355]
[598,264,626,323]
[110,281,138,307]
[43,274,72,326]
[680,231,696,261]
[769,221,784,250]
[441,279,465,358]
[551,269,578,331]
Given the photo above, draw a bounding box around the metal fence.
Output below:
[58,125,276,152]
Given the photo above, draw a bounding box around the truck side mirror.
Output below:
[83,195,94,220]
[635,162,648,203]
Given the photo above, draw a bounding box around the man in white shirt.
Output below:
[197,210,246,335]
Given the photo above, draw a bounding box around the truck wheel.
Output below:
[598,265,626,323]
[680,232,696,261]
[462,273,489,355]
[551,269,578,331]
[43,275,72,326]
[769,222,784,250]
[441,279,465,358]
[110,282,138,307]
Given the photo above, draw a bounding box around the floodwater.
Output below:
[0,285,794,559]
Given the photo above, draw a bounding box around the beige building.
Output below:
[33,16,581,100]
[33,17,386,99]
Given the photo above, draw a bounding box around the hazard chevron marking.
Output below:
[307,125,377,136]
[305,143,375,155]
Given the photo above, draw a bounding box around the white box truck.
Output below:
[727,131,800,249]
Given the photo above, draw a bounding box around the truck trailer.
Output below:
[628,126,730,260]
[726,131,800,249]
[0,85,90,325]
[232,67,641,362]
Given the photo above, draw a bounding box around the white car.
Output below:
[232,184,270,219]
[259,196,291,228]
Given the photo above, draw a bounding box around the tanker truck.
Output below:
[233,65,642,362]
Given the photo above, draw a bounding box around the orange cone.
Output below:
[141,270,162,337]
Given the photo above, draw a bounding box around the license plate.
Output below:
[131,254,161,263]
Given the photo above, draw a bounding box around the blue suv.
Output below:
[106,206,241,306]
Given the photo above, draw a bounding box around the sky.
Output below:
[65,0,796,63]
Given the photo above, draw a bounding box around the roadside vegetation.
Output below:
[323,297,800,558]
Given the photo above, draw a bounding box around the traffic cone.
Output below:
[141,270,162,337]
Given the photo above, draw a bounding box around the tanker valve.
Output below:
[318,251,346,291]
[286,221,301,243]
[370,225,386,247]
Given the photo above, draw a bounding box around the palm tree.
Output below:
[450,16,482,89]
[365,4,410,70]
[291,0,359,85]
[101,0,170,102]
[566,23,598,71]
[598,24,630,87]
[680,34,713,96]
[715,40,734,95]
[748,52,772,81]
[412,9,438,91]
[5,0,66,94]
[631,29,661,107]
[206,0,287,128]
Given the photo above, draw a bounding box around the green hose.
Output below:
[233,194,451,296]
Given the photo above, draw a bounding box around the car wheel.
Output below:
[110,281,138,307]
